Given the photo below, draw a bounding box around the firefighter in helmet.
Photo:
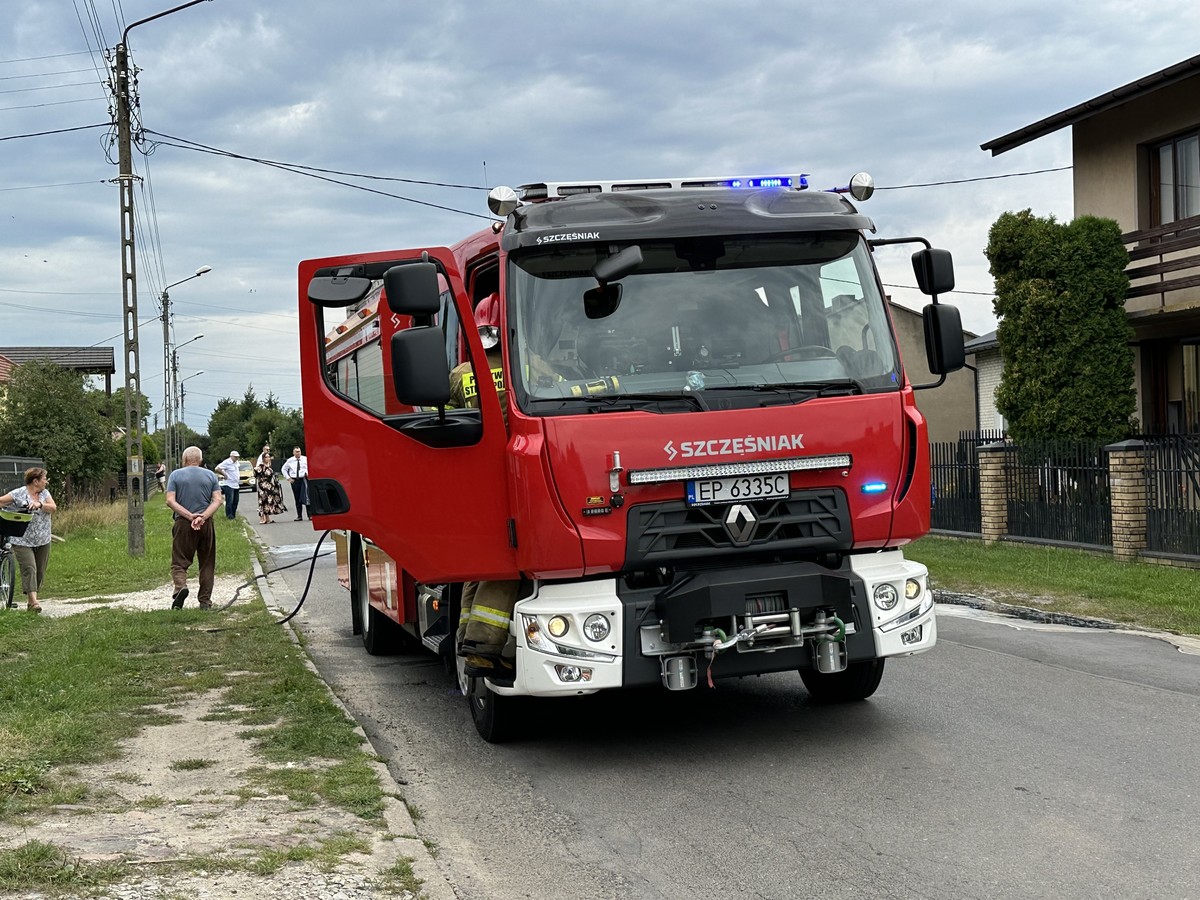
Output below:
[449,293,520,683]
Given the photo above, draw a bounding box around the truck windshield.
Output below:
[508,232,900,412]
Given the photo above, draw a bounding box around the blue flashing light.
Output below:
[715,175,800,189]
[861,481,889,494]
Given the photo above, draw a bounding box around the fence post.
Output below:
[1106,439,1147,562]
[978,442,1012,545]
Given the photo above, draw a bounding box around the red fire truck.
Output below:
[299,172,964,741]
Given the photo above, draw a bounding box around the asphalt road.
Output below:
[251,516,1200,900]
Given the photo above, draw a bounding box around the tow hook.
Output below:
[813,610,848,673]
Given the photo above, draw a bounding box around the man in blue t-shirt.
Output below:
[165,445,222,609]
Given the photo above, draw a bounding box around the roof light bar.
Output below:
[627,454,851,486]
[520,174,810,202]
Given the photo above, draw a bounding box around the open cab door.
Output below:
[298,247,516,583]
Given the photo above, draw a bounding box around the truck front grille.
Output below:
[626,489,851,566]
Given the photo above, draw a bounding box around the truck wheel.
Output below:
[468,676,523,743]
[353,542,399,655]
[800,658,885,703]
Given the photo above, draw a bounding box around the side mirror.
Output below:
[912,248,955,297]
[922,303,966,375]
[390,328,451,406]
[383,262,442,317]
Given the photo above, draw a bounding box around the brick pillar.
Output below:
[1106,439,1147,562]
[978,442,1012,545]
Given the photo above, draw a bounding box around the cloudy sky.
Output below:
[3,0,1198,432]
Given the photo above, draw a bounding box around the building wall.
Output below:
[1072,73,1200,231]
[974,349,1004,432]
[889,303,977,444]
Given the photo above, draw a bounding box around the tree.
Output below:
[985,210,1135,444]
[0,360,119,500]
[205,386,304,463]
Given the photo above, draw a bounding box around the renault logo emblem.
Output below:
[724,504,757,545]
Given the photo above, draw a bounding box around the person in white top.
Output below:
[213,450,242,520]
[281,447,310,521]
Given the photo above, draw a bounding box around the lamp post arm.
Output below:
[122,0,211,45]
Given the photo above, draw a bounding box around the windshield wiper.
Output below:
[704,379,863,406]
[576,391,709,413]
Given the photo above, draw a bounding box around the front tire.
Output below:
[800,658,885,703]
[468,676,524,743]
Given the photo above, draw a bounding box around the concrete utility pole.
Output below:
[113,0,211,556]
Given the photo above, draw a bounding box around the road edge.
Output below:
[253,555,458,900]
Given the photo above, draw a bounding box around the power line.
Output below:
[0,50,96,65]
[143,130,487,190]
[142,130,493,220]
[877,166,1072,190]
[0,79,97,94]
[0,67,97,81]
[0,179,108,192]
[0,97,106,112]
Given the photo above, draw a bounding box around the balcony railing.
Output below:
[1123,213,1200,305]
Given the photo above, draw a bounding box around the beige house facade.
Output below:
[983,53,1200,433]
[888,302,977,444]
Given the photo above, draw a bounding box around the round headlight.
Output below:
[905,578,922,600]
[547,615,570,638]
[873,583,899,610]
[582,614,611,642]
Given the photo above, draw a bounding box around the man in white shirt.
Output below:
[281,446,310,521]
[213,450,242,520]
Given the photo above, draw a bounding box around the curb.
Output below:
[253,556,457,900]
[934,588,1200,654]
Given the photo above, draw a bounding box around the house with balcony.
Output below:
[982,53,1200,433]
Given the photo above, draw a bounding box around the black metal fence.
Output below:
[1003,441,1112,548]
[930,440,981,533]
[1144,433,1200,556]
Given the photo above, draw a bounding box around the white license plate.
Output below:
[686,473,789,506]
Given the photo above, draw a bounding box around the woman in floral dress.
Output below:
[254,453,287,524]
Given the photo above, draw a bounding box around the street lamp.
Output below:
[161,267,211,474]
[178,371,204,438]
[169,333,204,467]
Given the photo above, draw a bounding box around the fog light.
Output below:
[901,625,923,645]
[555,665,592,683]
[873,583,899,610]
[547,615,570,638]
[583,614,611,642]
[905,578,922,600]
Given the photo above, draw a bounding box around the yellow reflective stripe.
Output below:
[458,609,471,624]
[467,604,511,627]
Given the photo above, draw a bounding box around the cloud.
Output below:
[3,0,1199,426]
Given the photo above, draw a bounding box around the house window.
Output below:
[1150,130,1200,226]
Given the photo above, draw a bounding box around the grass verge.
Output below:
[0,499,388,890]
[911,535,1200,634]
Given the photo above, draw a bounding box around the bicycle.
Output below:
[0,508,33,609]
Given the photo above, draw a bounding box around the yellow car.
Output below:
[239,460,255,492]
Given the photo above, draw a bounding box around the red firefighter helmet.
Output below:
[475,293,500,349]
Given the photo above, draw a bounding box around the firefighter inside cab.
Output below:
[448,293,519,683]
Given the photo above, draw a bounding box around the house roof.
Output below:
[964,330,998,352]
[981,53,1200,156]
[0,346,116,375]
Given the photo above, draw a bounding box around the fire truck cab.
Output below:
[298,172,964,741]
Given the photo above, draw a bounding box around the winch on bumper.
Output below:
[503,551,936,697]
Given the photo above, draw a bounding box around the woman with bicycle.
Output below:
[0,467,56,613]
